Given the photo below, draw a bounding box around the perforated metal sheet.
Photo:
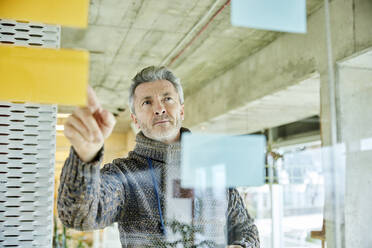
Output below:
[0,19,59,247]
[0,19,60,48]
[0,103,57,247]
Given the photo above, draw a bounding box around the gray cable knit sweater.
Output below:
[57,128,260,247]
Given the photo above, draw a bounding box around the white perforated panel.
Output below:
[0,19,59,247]
[0,19,60,48]
[0,103,57,247]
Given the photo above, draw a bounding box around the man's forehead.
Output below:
[134,80,177,99]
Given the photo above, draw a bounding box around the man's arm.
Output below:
[57,86,121,230]
[57,147,127,230]
[227,188,260,248]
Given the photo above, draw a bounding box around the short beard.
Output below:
[139,114,182,143]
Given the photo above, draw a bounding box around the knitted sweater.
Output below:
[57,128,260,247]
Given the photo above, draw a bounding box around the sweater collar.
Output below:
[133,127,190,163]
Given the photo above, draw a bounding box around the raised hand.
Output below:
[64,86,116,162]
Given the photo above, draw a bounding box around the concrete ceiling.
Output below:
[58,0,324,132]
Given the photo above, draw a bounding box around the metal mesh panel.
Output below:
[0,19,59,247]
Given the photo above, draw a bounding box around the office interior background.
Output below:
[0,0,371,247]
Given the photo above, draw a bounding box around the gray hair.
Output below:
[129,66,184,114]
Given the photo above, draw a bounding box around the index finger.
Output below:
[87,85,102,114]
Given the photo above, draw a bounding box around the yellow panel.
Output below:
[0,45,89,106]
[0,0,89,28]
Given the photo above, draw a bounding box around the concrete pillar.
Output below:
[337,56,372,247]
[318,0,372,247]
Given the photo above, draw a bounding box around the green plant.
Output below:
[53,215,71,248]
[53,215,90,248]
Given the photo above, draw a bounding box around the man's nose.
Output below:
[155,109,166,115]
[154,101,166,115]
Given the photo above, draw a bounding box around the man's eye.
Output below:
[165,97,172,101]
[142,100,151,106]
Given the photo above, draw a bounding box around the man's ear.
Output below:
[180,104,185,121]
[130,113,140,129]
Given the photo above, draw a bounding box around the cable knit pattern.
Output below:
[57,128,260,247]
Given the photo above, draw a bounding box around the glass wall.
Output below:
[51,0,372,246]
[2,0,371,247]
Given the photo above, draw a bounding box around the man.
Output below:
[57,66,260,247]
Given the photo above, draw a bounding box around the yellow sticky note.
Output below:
[0,0,89,28]
[0,45,89,106]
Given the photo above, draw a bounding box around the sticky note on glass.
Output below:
[181,133,266,189]
[231,0,307,33]
[0,45,89,106]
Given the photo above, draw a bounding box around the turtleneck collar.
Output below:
[133,127,190,163]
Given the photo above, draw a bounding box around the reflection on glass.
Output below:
[278,143,324,248]
[239,141,325,247]
[163,152,228,247]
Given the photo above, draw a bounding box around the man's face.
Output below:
[131,80,184,144]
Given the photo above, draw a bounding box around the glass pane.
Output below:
[8,0,365,247]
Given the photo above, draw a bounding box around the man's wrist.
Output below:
[71,145,104,164]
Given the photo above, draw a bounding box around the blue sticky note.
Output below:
[181,133,266,188]
[231,0,307,33]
